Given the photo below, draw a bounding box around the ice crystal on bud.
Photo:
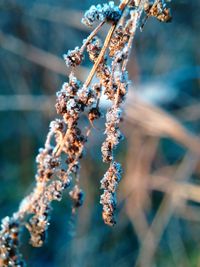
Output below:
[109,25,129,57]
[45,180,65,201]
[101,107,124,163]
[66,99,81,115]
[57,169,72,186]
[69,72,81,89]
[102,2,122,23]
[101,162,122,192]
[69,185,84,209]
[26,212,49,247]
[87,36,102,61]
[82,5,104,27]
[88,107,101,122]
[49,119,65,132]
[63,47,83,67]
[35,147,60,182]
[100,191,117,226]
[82,2,122,27]
[106,107,122,124]
[0,0,172,263]
[0,217,25,266]
[77,86,96,106]
[100,162,122,225]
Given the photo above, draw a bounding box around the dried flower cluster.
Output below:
[100,162,122,225]
[0,0,171,265]
[144,0,172,23]
[0,217,24,266]
[81,1,122,27]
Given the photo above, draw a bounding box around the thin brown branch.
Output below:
[84,0,130,87]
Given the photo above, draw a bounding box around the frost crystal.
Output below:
[63,47,83,67]
[82,2,122,27]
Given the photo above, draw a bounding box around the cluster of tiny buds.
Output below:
[86,36,102,62]
[109,25,129,57]
[63,47,83,68]
[101,107,123,163]
[100,162,122,226]
[35,147,60,183]
[69,185,84,211]
[55,73,82,120]
[25,206,50,248]
[18,53,95,249]
[0,216,24,267]
[0,0,172,264]
[25,179,68,248]
[82,1,122,27]
[144,0,172,22]
[141,0,172,29]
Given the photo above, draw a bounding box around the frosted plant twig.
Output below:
[0,0,172,265]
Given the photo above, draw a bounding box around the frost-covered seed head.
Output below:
[106,107,122,124]
[81,5,104,27]
[87,36,102,61]
[69,185,84,208]
[63,47,83,67]
[82,2,122,27]
[0,217,25,266]
[49,119,65,134]
[88,107,101,122]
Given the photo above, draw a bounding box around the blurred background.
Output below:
[0,0,200,266]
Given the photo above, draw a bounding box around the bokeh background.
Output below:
[0,0,200,266]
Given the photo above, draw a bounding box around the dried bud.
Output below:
[86,36,102,61]
[36,148,60,182]
[109,25,129,57]
[57,169,71,186]
[128,0,137,7]
[144,0,172,23]
[50,119,65,132]
[100,162,122,226]
[97,62,111,89]
[92,83,101,94]
[63,47,83,67]
[106,107,122,124]
[101,140,113,163]
[88,107,101,122]
[45,180,65,201]
[100,190,117,226]
[0,217,25,266]
[66,99,81,115]
[69,185,84,208]
[26,204,51,247]
[77,86,96,106]
[82,4,105,27]
[103,2,122,23]
[100,161,122,192]
[82,2,121,27]
[26,218,47,247]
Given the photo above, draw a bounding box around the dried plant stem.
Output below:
[56,0,131,160]
[53,128,71,156]
[84,23,116,87]
[4,0,166,216]
[63,127,92,176]
[119,0,131,10]
[122,16,138,71]
[84,0,130,87]
[80,21,105,53]
[0,1,173,265]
